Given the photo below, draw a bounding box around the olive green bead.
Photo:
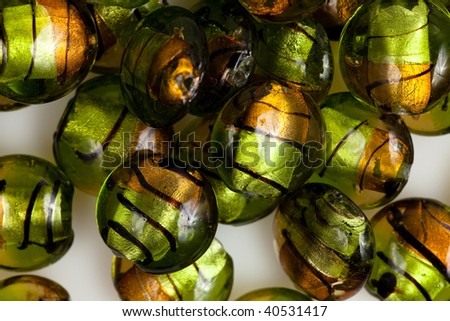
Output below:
[308,92,413,209]
[236,287,311,301]
[0,275,69,301]
[0,155,74,272]
[112,238,233,301]
[96,152,218,274]
[366,198,450,301]
[274,183,375,300]
[53,75,173,196]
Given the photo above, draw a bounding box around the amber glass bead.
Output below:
[211,80,324,198]
[120,6,208,128]
[189,0,258,116]
[239,0,325,23]
[112,239,233,301]
[308,92,413,209]
[254,18,333,103]
[340,0,450,115]
[367,198,450,301]
[0,275,69,301]
[236,287,311,301]
[53,75,173,196]
[0,0,98,104]
[0,155,74,272]
[274,183,375,300]
[96,152,218,274]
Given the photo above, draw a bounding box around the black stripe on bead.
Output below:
[45,180,61,253]
[166,274,182,300]
[366,66,432,94]
[24,1,36,81]
[358,138,390,191]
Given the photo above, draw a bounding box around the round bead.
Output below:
[366,198,450,301]
[308,92,413,209]
[339,0,450,115]
[112,238,233,301]
[120,6,208,128]
[96,153,218,274]
[0,155,74,272]
[53,74,173,196]
[239,0,325,23]
[273,183,375,300]
[0,0,98,104]
[236,287,311,301]
[254,17,333,103]
[189,0,258,116]
[0,275,69,301]
[211,80,325,198]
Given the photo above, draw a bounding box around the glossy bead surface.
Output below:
[0,96,27,112]
[236,287,311,301]
[239,0,325,23]
[340,0,450,115]
[254,18,333,103]
[274,183,375,300]
[96,153,218,274]
[211,81,324,198]
[189,0,258,116]
[367,198,450,301]
[87,0,150,8]
[308,92,413,209]
[53,75,173,196]
[0,155,74,272]
[112,238,233,301]
[0,275,69,301]
[120,6,208,128]
[0,0,98,104]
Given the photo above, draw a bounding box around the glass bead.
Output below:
[211,80,325,198]
[112,238,233,301]
[236,287,311,301]
[238,0,325,23]
[189,0,258,116]
[53,75,173,196]
[0,155,74,272]
[366,198,450,300]
[273,183,375,300]
[0,0,98,104]
[0,95,27,112]
[86,0,151,9]
[0,275,69,301]
[253,17,333,104]
[339,0,450,115]
[96,152,218,274]
[308,92,413,209]
[120,6,208,128]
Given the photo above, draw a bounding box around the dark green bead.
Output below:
[53,75,173,196]
[87,0,151,8]
[274,183,375,300]
[96,153,218,274]
[0,155,74,272]
[0,0,98,104]
[112,238,233,301]
[120,6,208,128]
[0,275,69,301]
[236,287,311,301]
[308,92,413,209]
[366,198,450,301]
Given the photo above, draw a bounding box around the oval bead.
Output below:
[236,287,311,301]
[0,275,69,301]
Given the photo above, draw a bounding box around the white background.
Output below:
[1,0,450,301]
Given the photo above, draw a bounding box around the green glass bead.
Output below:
[0,0,98,104]
[211,80,325,198]
[176,116,279,225]
[308,92,413,209]
[189,0,258,116]
[236,287,311,301]
[239,0,326,23]
[366,198,450,301]
[96,152,218,274]
[87,0,151,9]
[112,238,233,301]
[0,275,69,301]
[254,18,333,104]
[0,155,74,272]
[0,95,27,112]
[274,183,375,300]
[120,6,208,128]
[53,75,173,196]
[339,0,450,115]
